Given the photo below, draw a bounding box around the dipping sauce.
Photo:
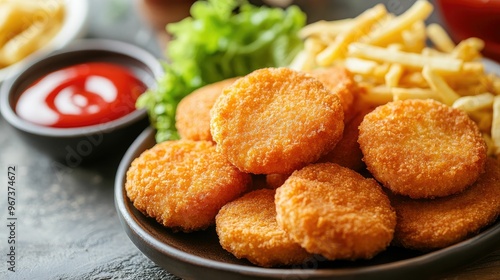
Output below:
[436,0,500,62]
[15,62,146,128]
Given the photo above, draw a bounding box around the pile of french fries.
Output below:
[0,0,65,68]
[290,0,500,157]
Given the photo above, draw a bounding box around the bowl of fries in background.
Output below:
[436,0,500,63]
[290,0,500,158]
[0,0,89,82]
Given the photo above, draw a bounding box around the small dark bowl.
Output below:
[0,39,163,166]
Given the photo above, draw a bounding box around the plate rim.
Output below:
[115,127,500,280]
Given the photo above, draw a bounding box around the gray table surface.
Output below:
[1,1,499,279]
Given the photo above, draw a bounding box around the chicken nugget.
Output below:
[318,107,371,172]
[125,140,251,232]
[265,173,291,189]
[275,163,396,260]
[216,189,312,267]
[358,99,487,199]
[308,66,357,121]
[176,78,239,141]
[390,158,500,251]
[210,67,344,174]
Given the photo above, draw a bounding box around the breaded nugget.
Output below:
[308,66,357,121]
[125,140,251,232]
[318,108,371,172]
[358,99,487,199]
[216,189,312,267]
[275,163,396,260]
[210,67,344,174]
[176,78,239,141]
[390,158,500,251]
[265,173,291,189]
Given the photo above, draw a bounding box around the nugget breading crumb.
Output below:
[390,158,500,251]
[176,78,239,141]
[125,140,251,232]
[275,163,396,260]
[358,99,487,199]
[216,189,312,267]
[210,67,344,174]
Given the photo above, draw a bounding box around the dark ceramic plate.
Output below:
[115,125,500,280]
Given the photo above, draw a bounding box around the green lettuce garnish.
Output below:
[136,0,306,142]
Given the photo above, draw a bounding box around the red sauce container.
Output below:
[0,39,163,162]
[16,62,147,128]
[436,0,500,62]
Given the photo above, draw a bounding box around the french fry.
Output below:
[451,37,485,61]
[316,4,387,66]
[358,85,393,105]
[399,71,428,88]
[452,93,495,112]
[289,37,326,71]
[0,3,33,47]
[0,0,64,68]
[422,66,460,105]
[402,21,426,53]
[427,23,455,53]
[385,63,404,87]
[2,20,51,65]
[344,57,378,75]
[392,87,439,101]
[469,110,493,133]
[363,0,433,46]
[348,43,463,73]
[299,19,353,39]
[289,49,316,71]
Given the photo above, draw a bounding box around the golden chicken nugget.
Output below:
[390,158,500,251]
[265,173,291,189]
[275,163,396,260]
[216,189,312,267]
[308,66,357,121]
[125,140,251,232]
[358,99,487,199]
[176,78,239,141]
[318,107,371,171]
[210,67,344,174]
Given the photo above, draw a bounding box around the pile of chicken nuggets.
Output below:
[125,66,500,268]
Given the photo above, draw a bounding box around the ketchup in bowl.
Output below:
[436,0,500,62]
[15,62,146,128]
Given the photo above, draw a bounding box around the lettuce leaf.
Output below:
[136,0,306,142]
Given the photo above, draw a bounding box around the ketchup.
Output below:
[436,0,500,62]
[15,62,147,128]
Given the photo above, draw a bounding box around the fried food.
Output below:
[210,67,344,174]
[176,78,239,141]
[307,66,357,121]
[216,189,312,267]
[125,140,251,232]
[275,163,396,260]
[318,107,371,171]
[358,99,487,199]
[265,173,290,189]
[390,158,500,251]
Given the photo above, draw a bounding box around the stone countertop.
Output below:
[1,1,499,280]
